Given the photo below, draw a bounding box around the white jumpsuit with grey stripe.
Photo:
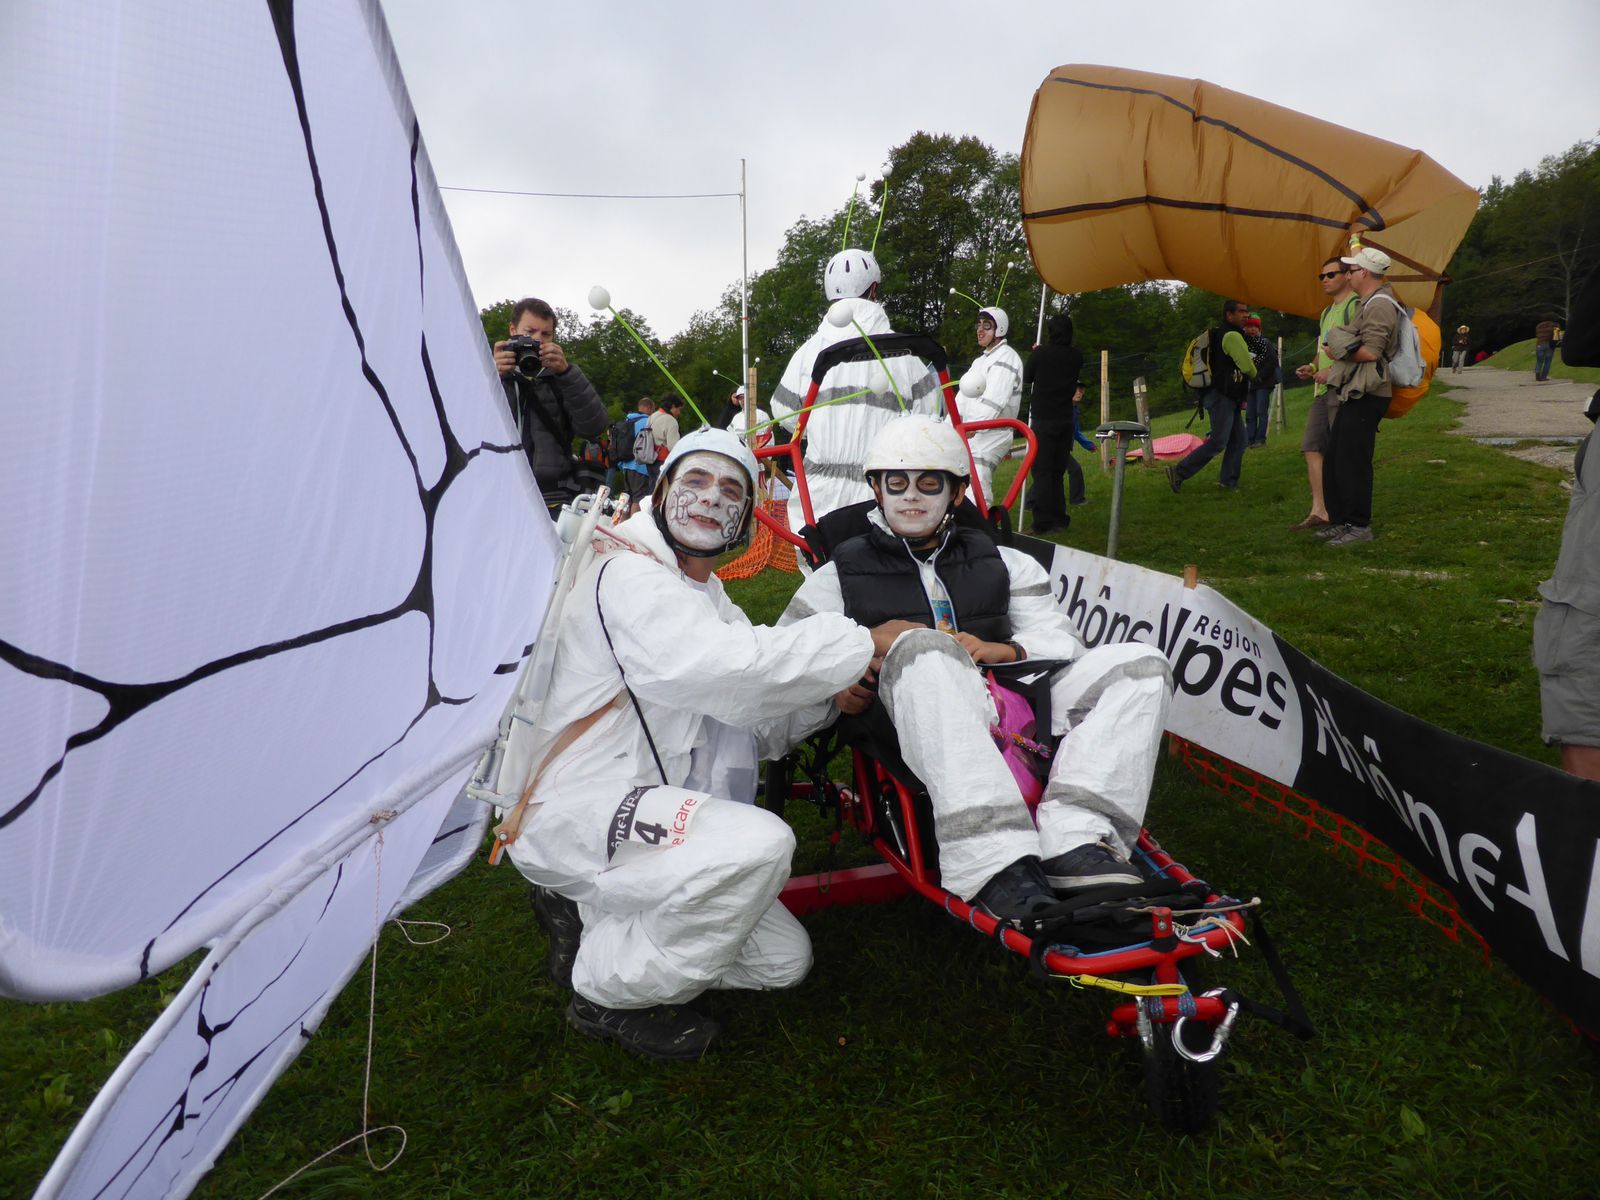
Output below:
[777,527,1173,899]
[770,297,943,533]
[509,510,873,1009]
[957,339,1025,510]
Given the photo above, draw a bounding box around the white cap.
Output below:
[1341,246,1391,275]
[824,248,882,300]
[977,306,1010,338]
[863,414,970,479]
[733,384,746,397]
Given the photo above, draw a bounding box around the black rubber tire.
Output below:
[1141,1010,1221,1134]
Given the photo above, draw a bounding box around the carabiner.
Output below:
[1172,988,1240,1064]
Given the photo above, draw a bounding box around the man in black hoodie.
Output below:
[1022,314,1086,533]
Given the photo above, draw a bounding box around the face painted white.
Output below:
[663,451,750,551]
[876,470,951,539]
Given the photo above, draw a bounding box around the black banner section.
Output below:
[1277,636,1600,1033]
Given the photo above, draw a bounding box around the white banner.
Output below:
[1043,543,1303,784]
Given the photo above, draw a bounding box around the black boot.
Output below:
[529,885,582,989]
[566,995,722,1061]
[968,855,1057,922]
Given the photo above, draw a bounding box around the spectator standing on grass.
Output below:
[618,396,656,504]
[1291,258,1359,531]
[649,396,685,481]
[1316,246,1403,547]
[1534,265,1600,781]
[1535,317,1558,381]
[1167,299,1256,493]
[1022,312,1086,533]
[1451,324,1471,373]
[1242,312,1279,448]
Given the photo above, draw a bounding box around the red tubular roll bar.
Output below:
[751,332,1038,563]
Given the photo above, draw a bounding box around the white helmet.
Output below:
[977,306,1009,339]
[824,248,882,300]
[863,415,970,480]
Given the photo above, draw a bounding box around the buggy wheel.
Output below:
[1141,1009,1220,1134]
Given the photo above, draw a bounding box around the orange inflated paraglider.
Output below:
[1021,66,1479,319]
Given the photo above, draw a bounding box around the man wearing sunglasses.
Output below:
[1316,246,1405,546]
[775,415,1174,923]
[1290,258,1359,531]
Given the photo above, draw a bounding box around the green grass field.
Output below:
[5,374,1598,1199]
[1480,338,1600,386]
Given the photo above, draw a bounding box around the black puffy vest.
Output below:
[833,523,1011,642]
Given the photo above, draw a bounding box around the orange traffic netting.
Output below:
[1171,736,1491,963]
[717,497,800,581]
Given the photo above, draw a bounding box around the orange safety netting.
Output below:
[717,497,800,581]
[1171,736,1491,963]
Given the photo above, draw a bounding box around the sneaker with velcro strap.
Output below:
[1314,522,1350,541]
[1040,841,1143,895]
[967,854,1058,922]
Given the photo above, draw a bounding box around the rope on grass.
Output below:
[256,817,438,1198]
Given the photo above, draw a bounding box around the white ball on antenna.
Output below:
[948,287,956,296]
[855,171,866,182]
[959,375,986,398]
[587,285,611,311]
[826,300,854,329]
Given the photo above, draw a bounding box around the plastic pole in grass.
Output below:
[587,286,706,426]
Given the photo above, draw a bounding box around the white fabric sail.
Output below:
[1,0,557,1194]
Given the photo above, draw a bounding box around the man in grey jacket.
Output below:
[1317,248,1404,546]
[494,297,608,513]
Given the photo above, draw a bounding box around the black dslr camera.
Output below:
[505,334,543,377]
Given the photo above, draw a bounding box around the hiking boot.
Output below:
[1326,524,1375,546]
[968,855,1057,922]
[530,885,582,990]
[1314,522,1350,541]
[1041,842,1143,895]
[566,995,721,1062]
[1166,466,1183,493]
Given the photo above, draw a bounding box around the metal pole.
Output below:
[1107,438,1128,559]
[1034,281,1048,344]
[740,158,750,399]
[1099,350,1110,472]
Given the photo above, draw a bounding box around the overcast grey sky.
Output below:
[380,0,1600,338]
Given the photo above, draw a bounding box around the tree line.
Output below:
[480,133,1599,432]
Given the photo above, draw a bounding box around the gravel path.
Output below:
[1439,363,1593,474]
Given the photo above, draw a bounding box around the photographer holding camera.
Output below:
[495,297,607,513]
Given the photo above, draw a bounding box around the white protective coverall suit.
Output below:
[957,338,1025,509]
[510,510,873,1009]
[769,297,943,532]
[777,511,1174,900]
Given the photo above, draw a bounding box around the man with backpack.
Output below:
[612,396,657,504]
[1167,300,1257,493]
[1316,246,1405,546]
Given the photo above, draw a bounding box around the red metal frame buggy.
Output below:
[747,332,1311,1132]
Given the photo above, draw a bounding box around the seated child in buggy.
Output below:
[776,415,1175,919]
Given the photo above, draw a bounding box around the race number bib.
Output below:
[605,786,706,865]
